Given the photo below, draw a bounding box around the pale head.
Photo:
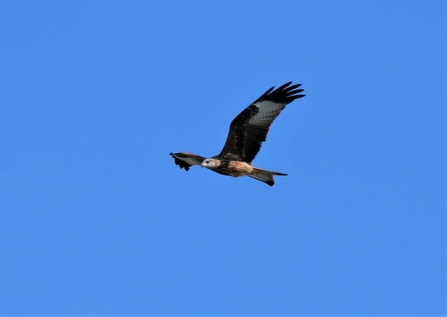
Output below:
[201,158,220,169]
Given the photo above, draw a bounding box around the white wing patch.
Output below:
[249,100,286,126]
[173,154,203,166]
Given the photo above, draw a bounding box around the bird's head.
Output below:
[202,158,220,169]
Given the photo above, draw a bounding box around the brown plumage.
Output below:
[169,82,305,186]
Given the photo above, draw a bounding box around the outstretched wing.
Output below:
[169,152,206,171]
[217,82,305,163]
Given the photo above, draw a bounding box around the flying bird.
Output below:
[170,82,305,186]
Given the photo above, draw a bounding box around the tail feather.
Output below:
[248,168,288,186]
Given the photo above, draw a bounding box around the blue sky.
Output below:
[0,0,445,315]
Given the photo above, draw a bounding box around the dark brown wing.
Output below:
[217,82,305,163]
[169,152,206,171]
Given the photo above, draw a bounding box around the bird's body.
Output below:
[170,82,305,186]
[203,158,253,177]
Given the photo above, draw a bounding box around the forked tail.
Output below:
[249,167,288,186]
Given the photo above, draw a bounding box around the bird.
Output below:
[170,82,305,186]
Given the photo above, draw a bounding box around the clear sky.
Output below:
[0,0,445,315]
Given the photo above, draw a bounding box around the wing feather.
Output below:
[169,152,206,171]
[217,82,305,163]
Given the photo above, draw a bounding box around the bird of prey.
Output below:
[170,82,305,186]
